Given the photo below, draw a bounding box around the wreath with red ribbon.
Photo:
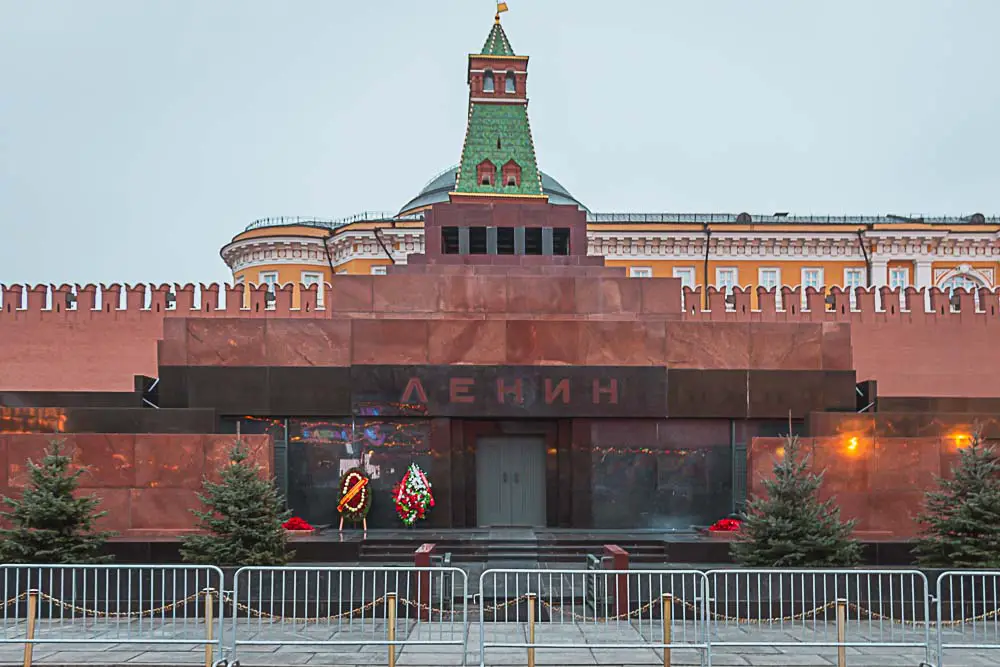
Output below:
[337,467,372,524]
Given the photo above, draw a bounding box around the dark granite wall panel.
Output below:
[155,365,855,420]
[667,370,747,418]
[185,367,270,414]
[158,366,352,416]
[590,419,732,529]
[0,407,216,434]
[351,366,667,418]
[285,418,433,529]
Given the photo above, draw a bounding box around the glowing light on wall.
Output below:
[949,431,973,450]
[841,435,865,458]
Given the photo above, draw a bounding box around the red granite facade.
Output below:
[0,433,271,536]
[3,202,1000,536]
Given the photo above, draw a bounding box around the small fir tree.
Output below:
[732,435,861,567]
[181,440,292,566]
[0,440,114,564]
[914,432,1000,568]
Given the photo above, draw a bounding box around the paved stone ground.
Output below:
[1,619,999,666]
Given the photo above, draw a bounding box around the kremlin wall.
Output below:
[1,15,998,550]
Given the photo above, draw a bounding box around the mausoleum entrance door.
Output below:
[476,436,546,527]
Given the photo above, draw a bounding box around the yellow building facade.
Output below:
[219,27,999,304]
[222,209,1000,309]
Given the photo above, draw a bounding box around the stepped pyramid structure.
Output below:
[0,9,999,548]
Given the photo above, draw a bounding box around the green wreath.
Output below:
[337,467,372,523]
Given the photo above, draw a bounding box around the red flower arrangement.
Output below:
[392,463,434,526]
[709,518,742,532]
[283,517,314,532]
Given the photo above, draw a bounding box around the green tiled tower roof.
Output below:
[454,21,544,197]
[482,21,515,56]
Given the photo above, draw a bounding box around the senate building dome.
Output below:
[397,165,588,217]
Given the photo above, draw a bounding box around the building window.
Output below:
[505,70,516,94]
[477,159,496,186]
[301,271,324,307]
[941,273,984,310]
[801,267,823,307]
[673,267,696,289]
[553,228,570,255]
[370,265,388,276]
[502,159,521,187]
[716,267,738,293]
[259,271,278,293]
[758,268,780,290]
[525,227,543,255]
[629,267,653,278]
[469,227,488,254]
[889,267,910,290]
[844,267,865,308]
[497,227,515,255]
[483,70,495,93]
[442,227,460,254]
[759,267,781,308]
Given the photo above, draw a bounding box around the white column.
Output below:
[871,259,889,287]
[915,259,933,289]
[871,259,888,311]
[915,259,933,313]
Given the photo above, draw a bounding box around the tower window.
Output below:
[477,159,496,186]
[442,227,459,254]
[497,227,515,255]
[525,227,543,255]
[483,70,495,93]
[502,159,521,187]
[553,228,570,255]
[505,70,516,94]
[469,227,488,254]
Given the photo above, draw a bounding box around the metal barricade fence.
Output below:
[228,566,468,665]
[936,570,1000,666]
[0,564,224,665]
[706,569,932,665]
[478,568,710,667]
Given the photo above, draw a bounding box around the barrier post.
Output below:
[413,543,435,622]
[387,592,397,667]
[603,544,630,618]
[527,592,536,667]
[23,589,38,667]
[836,598,847,667]
[662,593,672,667]
[203,588,215,667]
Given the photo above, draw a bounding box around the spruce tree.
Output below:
[181,439,292,566]
[914,432,1000,568]
[0,440,114,564]
[732,435,861,567]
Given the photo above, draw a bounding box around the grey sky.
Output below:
[2,0,998,286]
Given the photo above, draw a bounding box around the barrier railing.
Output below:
[936,570,1000,666]
[5,566,1000,666]
[228,566,468,666]
[0,564,224,666]
[477,568,710,667]
[706,569,932,666]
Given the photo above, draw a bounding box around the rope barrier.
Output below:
[5,589,1000,628]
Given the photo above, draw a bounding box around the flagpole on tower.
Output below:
[496,1,509,23]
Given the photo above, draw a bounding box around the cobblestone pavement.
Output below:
[1,620,998,666]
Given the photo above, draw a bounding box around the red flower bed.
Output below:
[283,517,314,531]
[709,518,741,532]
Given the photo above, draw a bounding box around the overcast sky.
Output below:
[2,0,998,286]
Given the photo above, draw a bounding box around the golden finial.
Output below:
[496,1,509,23]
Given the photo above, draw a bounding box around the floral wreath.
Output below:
[392,463,434,527]
[337,467,371,523]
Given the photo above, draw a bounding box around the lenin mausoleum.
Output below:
[2,16,999,560]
